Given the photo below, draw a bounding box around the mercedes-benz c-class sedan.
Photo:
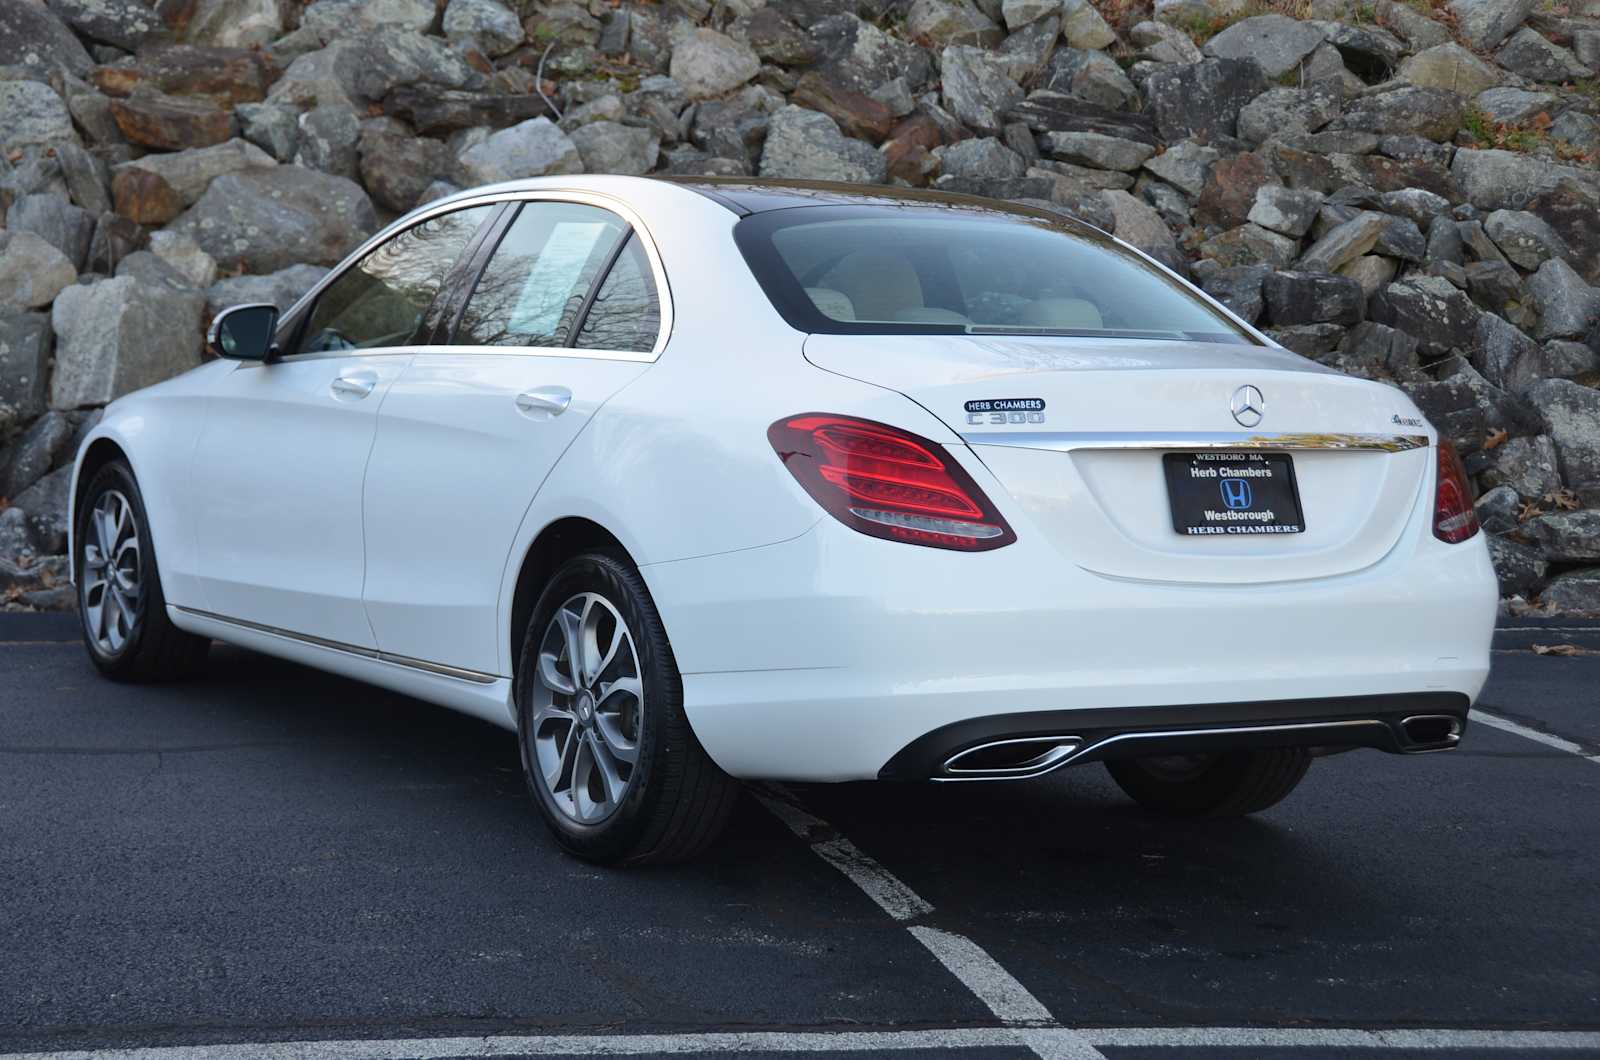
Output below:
[70,176,1497,863]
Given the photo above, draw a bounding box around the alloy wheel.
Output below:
[529,592,644,824]
[81,490,142,655]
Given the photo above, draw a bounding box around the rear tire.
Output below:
[515,550,740,865]
[75,460,210,682]
[1105,748,1311,816]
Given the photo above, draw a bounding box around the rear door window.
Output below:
[453,202,629,348]
[574,233,660,354]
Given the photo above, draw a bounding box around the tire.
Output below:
[75,460,210,682]
[514,550,740,865]
[1105,748,1311,817]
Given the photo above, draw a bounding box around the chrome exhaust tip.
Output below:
[940,736,1081,780]
[1399,714,1462,750]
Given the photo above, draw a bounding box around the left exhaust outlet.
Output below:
[941,736,1082,780]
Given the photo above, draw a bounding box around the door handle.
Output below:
[515,386,572,420]
[330,372,377,400]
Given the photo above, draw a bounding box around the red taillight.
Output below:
[1433,440,1480,544]
[769,414,1016,551]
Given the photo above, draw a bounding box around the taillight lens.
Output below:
[1433,440,1480,544]
[769,414,1016,551]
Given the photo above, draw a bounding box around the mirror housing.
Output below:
[209,303,280,361]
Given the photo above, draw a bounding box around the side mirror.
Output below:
[209,303,280,361]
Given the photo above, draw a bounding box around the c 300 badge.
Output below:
[965,398,1046,425]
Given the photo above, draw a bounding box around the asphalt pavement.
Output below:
[1,613,1597,1060]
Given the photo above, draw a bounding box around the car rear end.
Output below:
[652,185,1498,784]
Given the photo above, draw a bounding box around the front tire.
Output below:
[515,551,740,865]
[75,460,210,681]
[1105,748,1311,817]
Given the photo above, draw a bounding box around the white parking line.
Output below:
[1472,709,1600,766]
[754,787,1109,1060]
[1084,1026,1600,1050]
[754,791,934,921]
[11,1025,1600,1059]
[906,926,1054,1025]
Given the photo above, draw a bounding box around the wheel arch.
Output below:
[506,516,630,686]
[68,436,135,585]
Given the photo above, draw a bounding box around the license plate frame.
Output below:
[1162,451,1306,537]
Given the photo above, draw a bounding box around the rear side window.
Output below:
[575,234,660,354]
[734,204,1255,345]
[454,202,628,348]
[295,205,494,355]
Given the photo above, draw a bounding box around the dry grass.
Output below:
[1168,0,1315,44]
[1462,106,1593,163]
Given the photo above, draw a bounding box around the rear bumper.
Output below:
[641,512,1497,782]
[877,692,1469,781]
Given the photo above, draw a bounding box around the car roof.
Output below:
[653,175,1102,229]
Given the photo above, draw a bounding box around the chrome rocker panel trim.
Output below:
[173,606,499,684]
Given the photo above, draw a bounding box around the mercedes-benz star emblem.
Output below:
[1230,385,1264,428]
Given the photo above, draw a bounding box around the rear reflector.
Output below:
[1433,440,1480,544]
[769,414,1016,551]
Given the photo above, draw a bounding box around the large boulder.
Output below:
[1370,275,1482,355]
[670,27,761,100]
[0,80,78,154]
[111,138,277,208]
[1448,0,1535,49]
[169,167,378,273]
[906,0,1004,47]
[760,105,887,182]
[0,0,93,76]
[358,126,454,213]
[1484,210,1571,271]
[110,88,235,150]
[1340,86,1462,142]
[0,310,52,428]
[1523,379,1600,502]
[1397,43,1501,97]
[0,410,73,499]
[46,0,163,51]
[1099,189,1181,271]
[940,45,1023,134]
[569,121,661,177]
[1524,511,1600,563]
[49,277,203,409]
[0,232,76,311]
[441,0,524,57]
[6,195,94,272]
[1263,270,1365,326]
[1143,58,1268,142]
[92,45,273,107]
[456,117,584,185]
[183,0,284,47]
[1481,434,1562,499]
[1203,15,1325,78]
[1543,569,1600,615]
[1527,259,1600,342]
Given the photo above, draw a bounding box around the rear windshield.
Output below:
[733,204,1255,345]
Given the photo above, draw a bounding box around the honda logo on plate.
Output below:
[1220,478,1253,509]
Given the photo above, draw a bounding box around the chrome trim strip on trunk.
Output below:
[174,607,500,684]
[962,431,1430,453]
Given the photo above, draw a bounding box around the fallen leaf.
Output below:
[1551,489,1580,511]
[1518,501,1544,523]
[1530,643,1597,656]
[1484,427,1508,450]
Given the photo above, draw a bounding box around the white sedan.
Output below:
[70,176,1498,864]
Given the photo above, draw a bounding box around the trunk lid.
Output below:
[805,335,1434,584]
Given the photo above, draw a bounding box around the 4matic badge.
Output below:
[965,398,1046,425]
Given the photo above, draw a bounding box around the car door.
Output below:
[190,203,498,646]
[361,197,666,677]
